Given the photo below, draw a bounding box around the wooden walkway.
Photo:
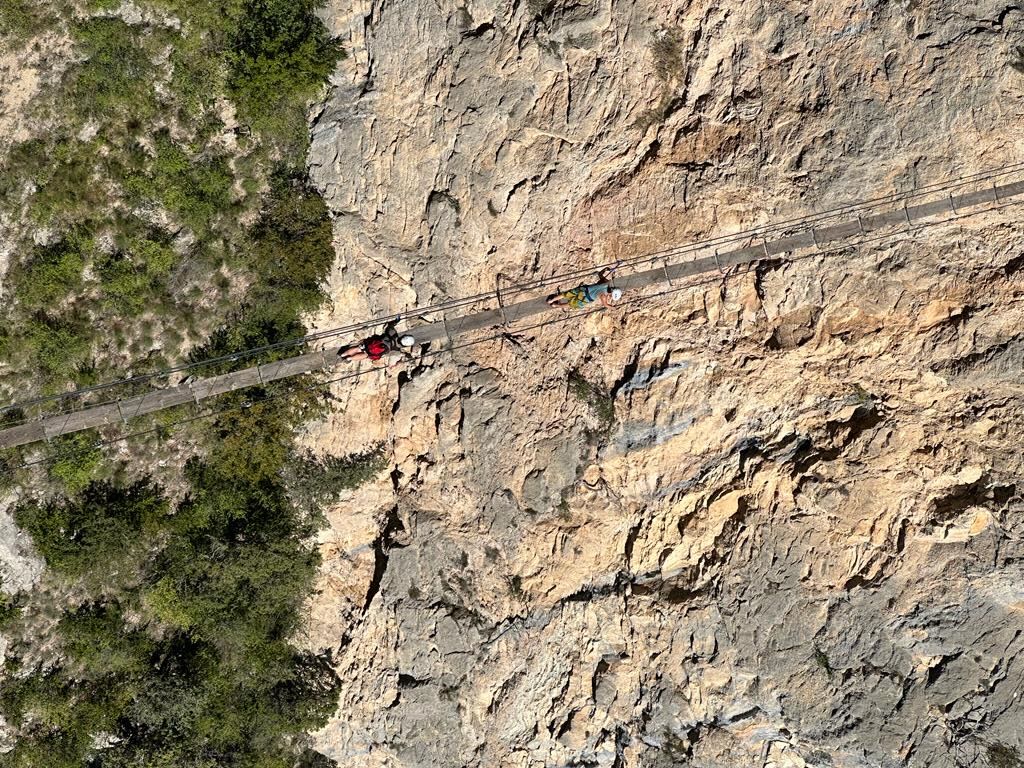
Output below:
[2,179,1021,450]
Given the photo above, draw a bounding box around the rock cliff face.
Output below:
[302,0,1024,765]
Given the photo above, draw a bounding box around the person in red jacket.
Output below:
[339,318,416,365]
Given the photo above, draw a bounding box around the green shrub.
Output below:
[22,311,95,385]
[813,645,833,677]
[568,370,617,441]
[5,138,110,227]
[125,133,234,236]
[228,0,343,149]
[0,0,44,41]
[96,252,150,315]
[13,479,166,577]
[95,233,177,315]
[284,445,388,513]
[196,172,334,364]
[47,432,105,495]
[59,602,154,679]
[0,592,20,626]
[68,18,160,126]
[0,139,45,203]
[14,236,90,310]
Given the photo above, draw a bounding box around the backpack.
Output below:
[365,338,391,360]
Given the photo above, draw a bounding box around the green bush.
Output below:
[196,172,334,363]
[29,139,110,225]
[13,479,166,577]
[68,18,160,126]
[125,133,234,236]
[95,234,177,316]
[47,432,105,495]
[96,252,151,315]
[284,445,388,514]
[228,0,343,149]
[14,236,90,310]
[23,312,95,384]
[568,370,617,441]
[0,592,20,626]
[1,138,107,226]
[0,0,44,41]
[58,602,154,680]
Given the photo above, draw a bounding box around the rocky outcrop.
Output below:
[301,0,1024,765]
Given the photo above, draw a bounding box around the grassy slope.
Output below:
[0,2,373,766]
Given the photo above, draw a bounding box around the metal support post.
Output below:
[857,215,866,234]
[762,241,770,258]
[441,313,454,349]
[661,257,673,286]
[993,182,1001,203]
[949,194,958,214]
[495,274,510,328]
[712,249,724,273]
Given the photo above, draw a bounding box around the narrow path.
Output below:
[1,179,1021,450]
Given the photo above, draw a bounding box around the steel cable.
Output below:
[12,192,1024,469]
[3,162,1024,425]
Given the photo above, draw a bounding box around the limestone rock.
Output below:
[306,0,1024,764]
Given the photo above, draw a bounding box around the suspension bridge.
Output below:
[1,167,1023,452]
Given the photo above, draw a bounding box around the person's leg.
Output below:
[341,346,367,360]
[547,294,567,306]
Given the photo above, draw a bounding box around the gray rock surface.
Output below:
[299,0,1024,765]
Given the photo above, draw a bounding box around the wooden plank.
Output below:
[771,231,816,254]
[195,368,262,399]
[43,403,121,440]
[0,421,47,449]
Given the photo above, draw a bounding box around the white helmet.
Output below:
[610,288,623,301]
[399,335,416,347]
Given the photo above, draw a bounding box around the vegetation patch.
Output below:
[0,0,343,397]
[0,387,364,765]
[285,444,390,515]
[813,645,834,678]
[0,0,349,765]
[0,0,45,40]
[568,369,617,442]
[988,743,1024,768]
[650,28,684,81]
